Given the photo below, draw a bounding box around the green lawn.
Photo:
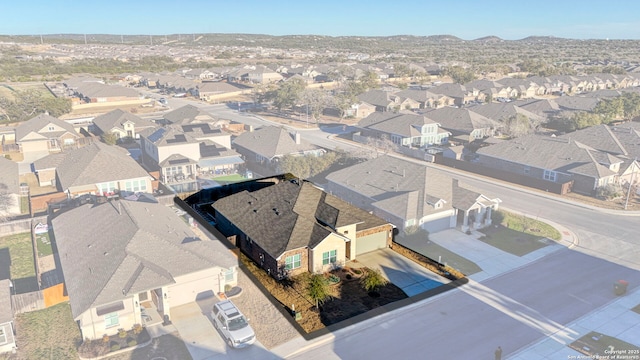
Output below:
[212,174,246,185]
[0,232,36,279]
[20,196,29,214]
[479,210,561,256]
[14,303,81,360]
[36,232,53,257]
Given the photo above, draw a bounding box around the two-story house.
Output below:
[356,112,450,148]
[91,109,156,141]
[15,113,82,159]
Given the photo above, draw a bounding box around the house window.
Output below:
[284,254,301,270]
[125,179,147,192]
[97,182,117,194]
[322,250,337,265]
[225,267,235,282]
[63,138,75,145]
[104,313,119,328]
[48,126,55,131]
[543,170,557,182]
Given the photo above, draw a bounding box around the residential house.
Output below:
[0,157,21,218]
[553,96,600,112]
[247,66,284,84]
[394,89,455,109]
[15,113,82,156]
[53,200,238,340]
[161,105,224,126]
[65,78,142,103]
[212,176,393,279]
[232,126,325,172]
[357,90,417,112]
[326,155,501,232]
[476,134,634,194]
[355,112,450,148]
[510,98,561,120]
[91,109,156,141]
[423,107,502,143]
[32,141,153,198]
[467,103,545,129]
[0,279,16,354]
[429,83,485,106]
[196,82,246,102]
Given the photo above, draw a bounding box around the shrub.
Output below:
[132,323,143,335]
[110,343,121,351]
[224,284,233,292]
[118,328,128,339]
[127,339,137,347]
[360,268,388,292]
[102,334,110,343]
[307,273,331,308]
[596,184,624,200]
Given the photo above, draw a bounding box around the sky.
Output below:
[2,0,640,40]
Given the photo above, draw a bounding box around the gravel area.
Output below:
[230,269,301,349]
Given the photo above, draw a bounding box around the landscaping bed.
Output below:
[78,326,151,359]
[101,333,192,360]
[391,242,466,280]
[239,253,407,334]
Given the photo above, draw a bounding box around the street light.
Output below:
[624,158,638,210]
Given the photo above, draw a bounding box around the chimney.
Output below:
[294,132,301,145]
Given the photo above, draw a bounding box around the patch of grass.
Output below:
[19,196,29,214]
[36,232,53,257]
[14,303,81,360]
[569,331,639,357]
[0,232,36,279]
[479,210,560,256]
[212,174,246,185]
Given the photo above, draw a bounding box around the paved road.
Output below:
[279,250,640,359]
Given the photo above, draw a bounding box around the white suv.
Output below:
[212,300,256,348]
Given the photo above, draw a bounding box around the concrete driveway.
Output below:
[354,248,451,296]
[171,301,276,360]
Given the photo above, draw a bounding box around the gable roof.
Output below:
[326,155,497,220]
[477,134,618,179]
[0,156,20,194]
[212,179,388,259]
[33,142,150,190]
[15,113,79,142]
[357,112,448,138]
[92,109,155,134]
[162,105,217,125]
[424,107,501,134]
[357,90,395,107]
[232,126,319,159]
[468,103,544,123]
[53,200,236,318]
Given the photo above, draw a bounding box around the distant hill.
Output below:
[474,36,503,42]
[518,36,564,42]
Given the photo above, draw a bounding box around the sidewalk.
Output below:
[509,286,640,359]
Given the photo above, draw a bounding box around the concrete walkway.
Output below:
[354,248,452,296]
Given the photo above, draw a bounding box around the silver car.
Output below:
[212,300,256,348]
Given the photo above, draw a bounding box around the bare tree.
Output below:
[366,135,397,157]
[0,184,16,222]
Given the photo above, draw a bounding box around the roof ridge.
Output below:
[604,125,628,155]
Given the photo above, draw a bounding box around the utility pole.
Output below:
[121,34,124,44]
[624,158,637,210]
[84,34,87,45]
[150,35,153,46]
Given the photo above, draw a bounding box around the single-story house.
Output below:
[212,176,394,279]
[52,199,238,340]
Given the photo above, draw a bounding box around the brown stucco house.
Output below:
[211,176,393,279]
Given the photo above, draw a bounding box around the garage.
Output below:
[355,231,388,256]
[421,215,454,233]
[168,269,219,306]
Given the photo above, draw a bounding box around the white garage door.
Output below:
[356,231,388,256]
[422,216,453,233]
[168,273,219,306]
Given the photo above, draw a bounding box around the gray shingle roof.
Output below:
[0,157,19,194]
[92,109,155,134]
[326,155,493,220]
[468,103,544,123]
[232,126,319,159]
[424,107,501,134]
[477,134,617,179]
[357,90,395,107]
[212,180,388,259]
[163,105,217,125]
[357,112,443,137]
[33,142,150,190]
[15,113,79,142]
[53,200,236,318]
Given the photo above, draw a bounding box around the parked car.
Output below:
[212,300,256,348]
